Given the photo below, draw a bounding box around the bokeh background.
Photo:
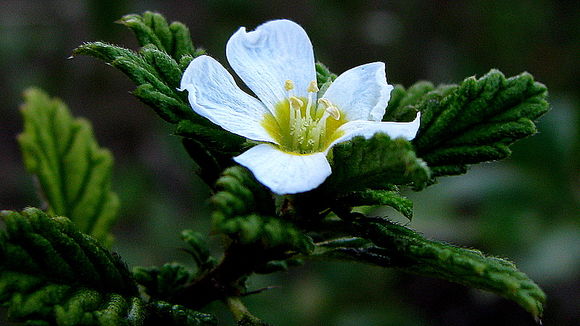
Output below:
[1,1,578,325]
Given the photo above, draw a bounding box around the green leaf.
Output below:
[73,41,199,125]
[339,189,414,219]
[308,237,394,267]
[412,69,549,178]
[146,301,217,326]
[17,88,119,246]
[384,82,439,122]
[74,18,244,184]
[212,167,313,254]
[321,134,431,194]
[0,208,216,326]
[133,263,195,302]
[315,62,337,96]
[118,11,204,61]
[0,208,140,325]
[180,230,217,272]
[352,217,546,317]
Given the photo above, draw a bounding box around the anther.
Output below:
[326,106,341,120]
[307,80,319,93]
[289,96,304,109]
[284,80,295,91]
[317,98,332,108]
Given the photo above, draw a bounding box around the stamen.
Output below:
[326,105,341,120]
[289,96,304,148]
[307,80,319,93]
[317,98,332,109]
[284,80,295,91]
[289,96,304,109]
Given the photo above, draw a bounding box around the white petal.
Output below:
[328,113,421,151]
[322,62,393,122]
[234,144,331,195]
[226,20,316,110]
[180,55,276,143]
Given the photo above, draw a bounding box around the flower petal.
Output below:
[226,20,316,110]
[234,144,331,195]
[322,62,393,122]
[180,55,276,143]
[328,113,421,151]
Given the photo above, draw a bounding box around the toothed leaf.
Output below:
[212,167,313,254]
[412,69,549,178]
[353,218,546,317]
[18,89,119,246]
[118,11,204,61]
[322,134,431,194]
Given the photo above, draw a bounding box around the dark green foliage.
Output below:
[180,230,218,272]
[339,189,414,219]
[212,167,313,254]
[412,70,549,178]
[0,208,217,326]
[146,301,217,326]
[118,11,204,62]
[322,134,431,194]
[0,208,140,324]
[133,263,195,302]
[237,316,272,326]
[384,82,437,122]
[18,88,119,246]
[309,237,393,267]
[75,14,246,185]
[315,62,337,96]
[351,218,546,317]
[73,42,197,124]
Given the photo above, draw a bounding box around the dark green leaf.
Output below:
[133,263,195,302]
[339,189,414,219]
[412,69,549,178]
[322,134,430,194]
[315,62,337,96]
[74,28,241,185]
[212,167,313,253]
[353,218,546,317]
[0,208,216,326]
[0,208,141,325]
[118,12,204,61]
[18,88,119,246]
[180,230,217,271]
[146,301,217,326]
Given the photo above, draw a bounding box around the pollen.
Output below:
[284,80,295,91]
[307,80,319,93]
[261,80,347,154]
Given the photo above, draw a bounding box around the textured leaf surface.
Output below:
[18,88,119,246]
[133,263,195,302]
[339,189,414,219]
[412,70,549,178]
[352,218,546,317]
[0,208,216,326]
[146,301,217,326]
[322,134,430,194]
[74,17,245,184]
[118,11,204,62]
[212,167,313,253]
[0,208,140,325]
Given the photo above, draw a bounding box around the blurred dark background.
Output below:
[1,1,578,325]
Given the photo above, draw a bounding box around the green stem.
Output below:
[225,296,251,322]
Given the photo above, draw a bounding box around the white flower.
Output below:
[180,20,420,195]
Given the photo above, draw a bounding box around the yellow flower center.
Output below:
[261,80,347,154]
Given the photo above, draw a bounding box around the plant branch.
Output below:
[169,241,291,310]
